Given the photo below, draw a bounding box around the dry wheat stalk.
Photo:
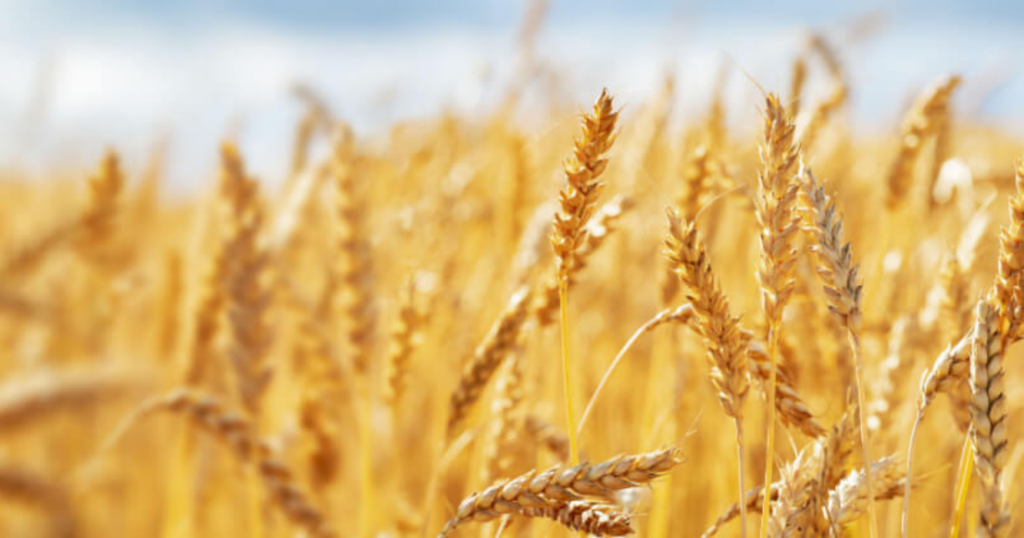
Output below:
[755,93,802,538]
[447,287,531,435]
[885,75,961,209]
[968,302,1010,537]
[108,389,336,537]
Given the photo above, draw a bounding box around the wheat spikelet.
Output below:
[383,278,425,410]
[662,146,716,306]
[550,88,618,278]
[754,93,802,537]
[825,456,907,529]
[108,389,336,537]
[218,143,274,414]
[799,164,879,537]
[885,74,961,209]
[332,125,377,375]
[967,302,1010,537]
[939,257,974,431]
[447,287,531,435]
[992,158,1024,336]
[482,354,529,483]
[745,341,825,437]
[440,448,682,536]
[299,394,341,495]
[664,210,748,418]
[800,166,862,331]
[756,94,801,329]
[535,194,632,325]
[76,149,124,260]
[523,414,571,462]
[521,500,633,536]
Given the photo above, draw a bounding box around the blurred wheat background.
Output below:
[0,1,1023,537]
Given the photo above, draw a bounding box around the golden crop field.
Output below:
[0,7,1021,538]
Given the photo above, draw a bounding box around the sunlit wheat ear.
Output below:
[664,208,749,537]
[798,164,878,537]
[331,125,377,376]
[754,92,801,538]
[885,74,961,209]
[217,142,274,415]
[550,87,618,278]
[439,448,682,537]
[446,287,531,436]
[967,302,1010,537]
[105,389,336,537]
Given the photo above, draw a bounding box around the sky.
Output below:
[1,1,1023,189]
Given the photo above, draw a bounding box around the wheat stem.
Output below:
[759,327,779,538]
[735,417,748,538]
[848,329,877,538]
[559,275,579,466]
[950,436,974,538]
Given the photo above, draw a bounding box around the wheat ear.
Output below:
[440,448,681,536]
[664,209,749,536]
[551,88,618,466]
[105,389,336,537]
[885,74,961,209]
[447,287,532,435]
[967,302,1010,537]
[755,93,802,538]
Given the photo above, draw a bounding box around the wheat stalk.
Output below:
[755,93,802,538]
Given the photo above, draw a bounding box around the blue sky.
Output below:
[1,1,1023,188]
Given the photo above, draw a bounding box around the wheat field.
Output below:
[0,8,1022,538]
